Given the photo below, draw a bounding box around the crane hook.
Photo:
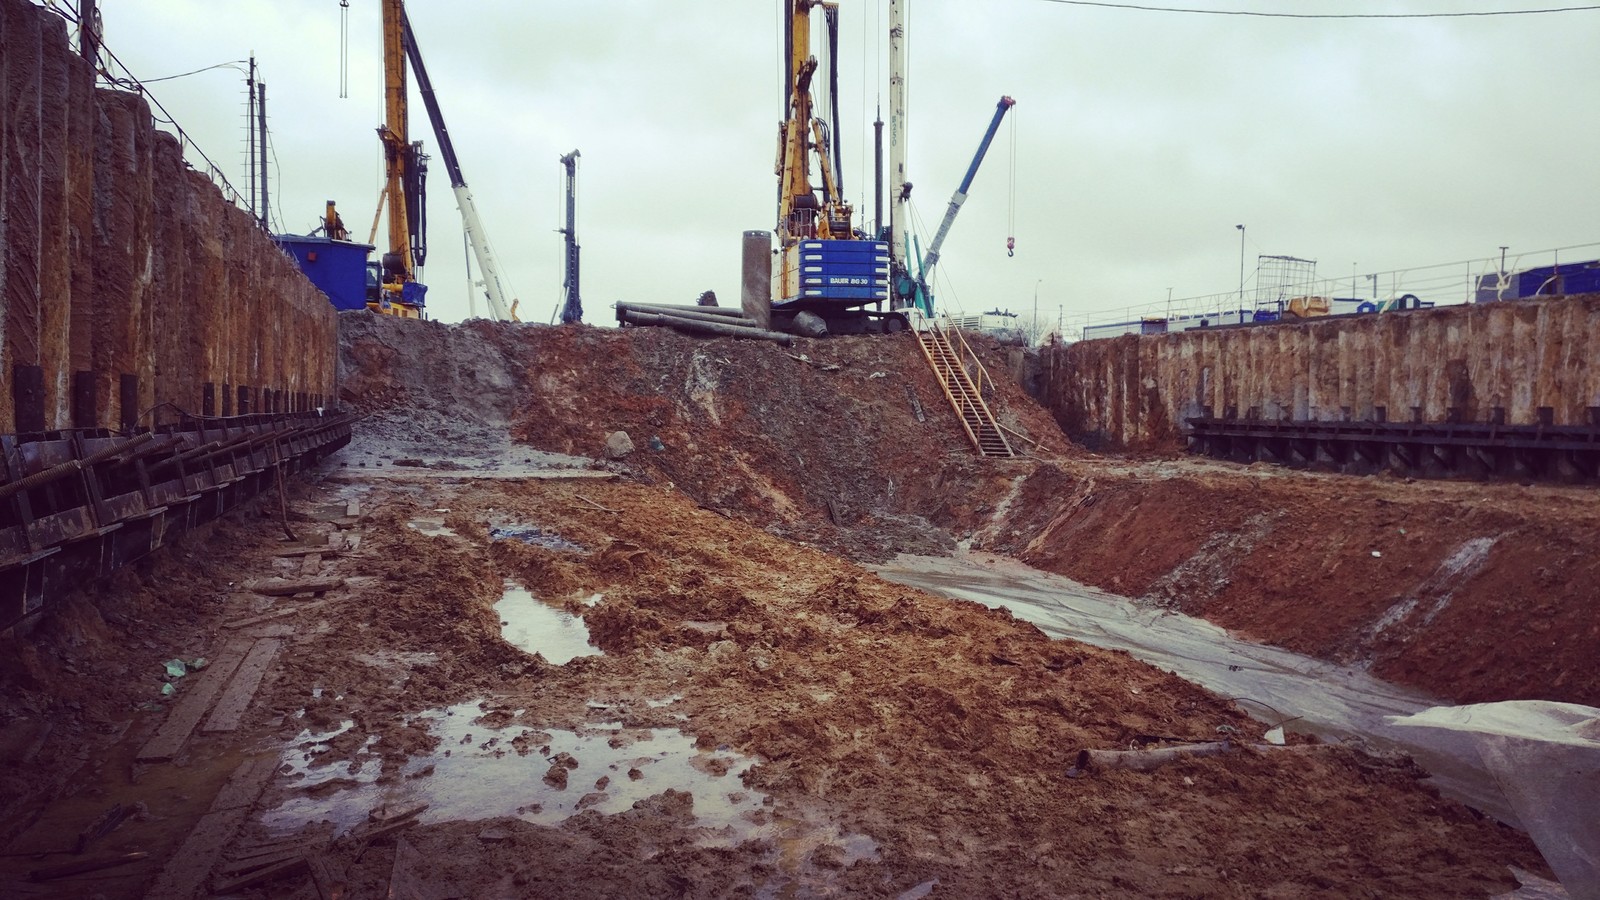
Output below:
[1006,236,1015,258]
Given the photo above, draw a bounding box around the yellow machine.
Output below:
[775,0,856,299]
[371,0,426,318]
[1284,296,1332,318]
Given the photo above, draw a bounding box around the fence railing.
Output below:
[1057,241,1600,343]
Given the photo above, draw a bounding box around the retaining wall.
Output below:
[1,0,336,434]
[1044,293,1600,450]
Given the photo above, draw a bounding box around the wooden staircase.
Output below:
[914,320,1015,459]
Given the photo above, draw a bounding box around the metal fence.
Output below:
[1058,241,1600,343]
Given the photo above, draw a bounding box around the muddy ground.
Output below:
[0,314,1584,897]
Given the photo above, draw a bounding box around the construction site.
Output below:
[1,0,1597,898]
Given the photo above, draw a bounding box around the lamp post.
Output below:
[1236,224,1246,309]
[1033,278,1042,345]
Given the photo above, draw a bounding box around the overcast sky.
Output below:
[98,0,1600,329]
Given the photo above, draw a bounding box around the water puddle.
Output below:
[497,581,600,664]
[406,517,458,538]
[875,553,1523,827]
[260,700,878,868]
[488,523,584,552]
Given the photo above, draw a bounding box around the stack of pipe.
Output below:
[615,303,792,346]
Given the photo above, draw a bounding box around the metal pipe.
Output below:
[619,311,794,345]
[0,432,156,501]
[616,305,759,328]
[618,303,750,318]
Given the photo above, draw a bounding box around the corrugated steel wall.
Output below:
[0,0,337,434]
[1044,294,1600,450]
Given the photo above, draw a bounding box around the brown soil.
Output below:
[0,315,1582,897]
[0,470,1546,898]
[983,457,1600,707]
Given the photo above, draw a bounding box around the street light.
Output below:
[1236,224,1246,309]
[1033,278,1042,345]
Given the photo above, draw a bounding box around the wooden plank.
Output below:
[273,546,342,559]
[386,837,430,900]
[135,642,251,762]
[142,807,249,900]
[231,824,335,858]
[299,553,322,578]
[28,851,149,882]
[221,601,325,631]
[209,854,309,894]
[307,854,346,900]
[201,639,283,734]
[242,578,344,597]
[208,754,278,813]
[344,500,361,518]
[144,752,285,899]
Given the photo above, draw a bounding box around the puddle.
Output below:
[875,553,1525,828]
[260,700,878,868]
[406,518,458,538]
[488,523,584,552]
[498,581,600,664]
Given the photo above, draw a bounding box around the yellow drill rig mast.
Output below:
[771,1,903,334]
[777,0,851,247]
[375,0,427,317]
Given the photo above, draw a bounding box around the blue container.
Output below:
[275,234,375,311]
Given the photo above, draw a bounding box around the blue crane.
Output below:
[894,95,1015,317]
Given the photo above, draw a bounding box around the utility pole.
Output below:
[257,79,269,231]
[873,106,884,240]
[78,0,100,65]
[1236,224,1246,309]
[246,57,257,222]
[1166,287,1173,320]
[1033,278,1042,346]
[558,151,582,325]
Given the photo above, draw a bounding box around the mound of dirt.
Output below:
[339,314,1067,560]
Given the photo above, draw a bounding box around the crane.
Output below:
[399,4,518,322]
[892,96,1016,317]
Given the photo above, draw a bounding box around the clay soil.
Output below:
[0,315,1584,897]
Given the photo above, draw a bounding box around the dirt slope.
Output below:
[984,457,1600,707]
[340,313,1064,560]
[341,314,1597,708]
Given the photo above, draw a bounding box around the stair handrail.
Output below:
[915,320,1015,458]
[932,315,993,398]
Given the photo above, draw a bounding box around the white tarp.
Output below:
[1389,701,1600,900]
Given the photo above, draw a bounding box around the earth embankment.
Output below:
[340,314,1597,707]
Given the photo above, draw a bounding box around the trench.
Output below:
[875,553,1522,828]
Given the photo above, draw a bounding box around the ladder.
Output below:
[914,320,1015,459]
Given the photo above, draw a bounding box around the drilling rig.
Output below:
[770,0,905,335]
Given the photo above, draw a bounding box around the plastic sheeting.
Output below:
[1391,702,1600,900]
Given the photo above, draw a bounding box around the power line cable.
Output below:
[140,59,249,84]
[1032,0,1600,18]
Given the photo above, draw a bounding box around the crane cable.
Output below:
[1006,106,1018,257]
[338,0,352,99]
